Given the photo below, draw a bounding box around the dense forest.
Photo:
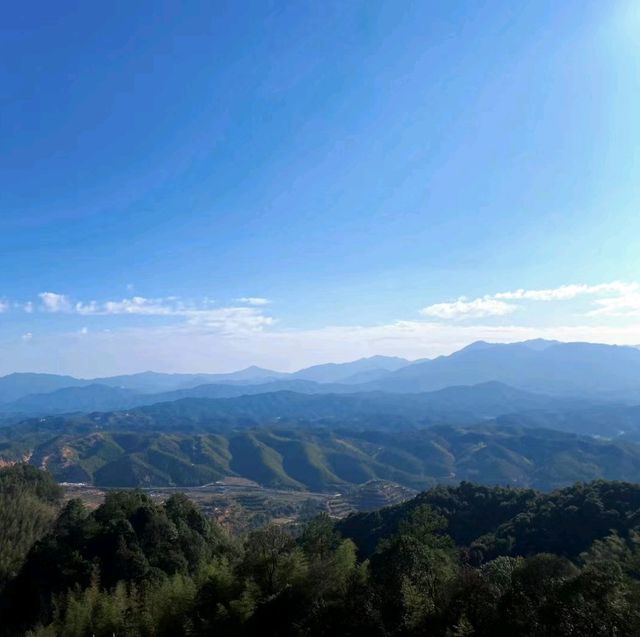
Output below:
[2,465,640,635]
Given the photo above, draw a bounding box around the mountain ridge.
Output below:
[1,381,593,424]
[3,424,640,491]
[3,340,640,415]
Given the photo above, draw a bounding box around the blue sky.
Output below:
[1,0,640,375]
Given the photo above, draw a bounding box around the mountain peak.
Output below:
[292,355,411,383]
[459,340,494,352]
[459,339,560,354]
[212,366,287,381]
[521,338,560,351]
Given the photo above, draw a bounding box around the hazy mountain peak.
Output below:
[292,355,411,383]
[360,355,410,364]
[221,365,287,380]
[521,338,560,351]
[458,339,560,355]
[0,372,86,404]
[458,340,495,352]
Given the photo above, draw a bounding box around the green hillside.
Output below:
[4,425,640,490]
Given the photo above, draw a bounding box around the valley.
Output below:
[61,477,417,533]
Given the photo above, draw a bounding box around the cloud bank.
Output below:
[1,281,639,375]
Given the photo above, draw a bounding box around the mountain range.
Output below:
[2,340,640,416]
[2,338,640,491]
[0,382,593,433]
[364,340,640,396]
[0,355,409,406]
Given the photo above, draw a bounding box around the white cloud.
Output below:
[75,296,181,316]
[37,293,190,316]
[39,292,72,313]
[3,280,637,375]
[187,306,275,333]
[494,281,639,301]
[420,297,517,319]
[0,300,9,313]
[22,332,33,342]
[236,297,271,306]
[31,293,274,336]
[72,296,273,332]
[422,281,640,321]
[589,291,640,317]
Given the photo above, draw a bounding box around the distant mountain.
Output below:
[3,339,640,412]
[363,340,640,397]
[4,384,140,415]
[0,379,351,415]
[7,381,640,445]
[4,424,640,491]
[518,338,561,351]
[0,367,290,405]
[3,382,592,430]
[116,383,597,429]
[495,403,640,439]
[0,373,89,404]
[93,367,287,392]
[92,371,217,393]
[149,378,348,404]
[213,365,289,382]
[292,356,411,383]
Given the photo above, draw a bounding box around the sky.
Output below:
[1,0,640,376]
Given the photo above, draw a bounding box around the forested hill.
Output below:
[338,479,640,560]
[3,467,640,636]
[4,424,640,491]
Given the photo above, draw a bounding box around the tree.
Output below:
[369,505,457,632]
[241,524,304,596]
[300,513,341,562]
[0,465,62,587]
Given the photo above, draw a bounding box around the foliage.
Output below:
[4,474,640,635]
[338,479,640,561]
[0,464,62,588]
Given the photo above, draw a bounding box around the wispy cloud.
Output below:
[75,296,184,316]
[36,293,209,317]
[420,297,515,319]
[0,300,9,313]
[33,292,275,335]
[187,306,275,333]
[494,282,639,301]
[589,291,640,317]
[421,281,640,320]
[236,297,271,306]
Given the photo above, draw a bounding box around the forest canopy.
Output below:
[2,466,640,636]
